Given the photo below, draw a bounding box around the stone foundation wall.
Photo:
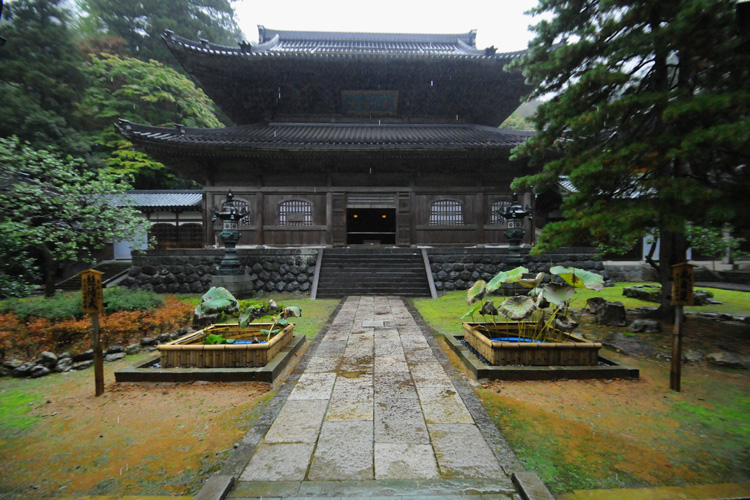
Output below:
[121,247,605,295]
[121,249,318,294]
[426,248,606,292]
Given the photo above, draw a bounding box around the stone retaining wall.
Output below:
[426,248,606,292]
[121,247,605,295]
[121,249,318,294]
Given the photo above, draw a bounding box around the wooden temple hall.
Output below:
[119,26,535,248]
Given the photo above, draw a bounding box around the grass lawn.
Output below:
[0,294,338,497]
[412,284,750,495]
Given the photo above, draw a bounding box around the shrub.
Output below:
[0,287,164,322]
[103,287,163,313]
[0,295,193,361]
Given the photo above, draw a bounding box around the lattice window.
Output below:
[151,223,177,249]
[489,200,512,225]
[178,223,203,248]
[279,200,313,226]
[428,200,464,225]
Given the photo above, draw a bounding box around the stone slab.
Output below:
[428,423,507,480]
[287,372,337,401]
[374,443,440,480]
[263,399,328,444]
[374,370,419,401]
[374,397,430,444]
[417,386,474,424]
[239,443,314,482]
[308,420,374,480]
[374,355,409,374]
[362,320,385,328]
[410,362,455,389]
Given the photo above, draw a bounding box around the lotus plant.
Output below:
[464,265,604,342]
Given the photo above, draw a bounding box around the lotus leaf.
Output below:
[479,299,499,317]
[554,314,579,332]
[466,280,487,305]
[499,295,537,320]
[238,306,262,327]
[462,302,483,321]
[281,306,302,319]
[196,286,240,315]
[518,272,545,289]
[549,266,604,291]
[542,282,576,307]
[487,266,529,292]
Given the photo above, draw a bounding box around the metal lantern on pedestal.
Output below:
[503,193,533,255]
[212,191,247,275]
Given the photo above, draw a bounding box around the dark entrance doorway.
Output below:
[346,208,396,245]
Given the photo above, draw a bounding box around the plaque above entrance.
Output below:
[342,90,398,116]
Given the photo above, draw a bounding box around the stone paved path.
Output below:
[228,296,523,499]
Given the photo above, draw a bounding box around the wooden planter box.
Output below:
[462,322,601,366]
[158,323,295,368]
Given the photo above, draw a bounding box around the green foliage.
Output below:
[0,136,150,296]
[0,288,163,321]
[80,53,223,188]
[102,287,163,313]
[508,0,750,311]
[0,0,93,158]
[487,266,529,293]
[550,266,604,291]
[203,333,234,345]
[0,222,39,298]
[686,224,746,260]
[78,0,244,70]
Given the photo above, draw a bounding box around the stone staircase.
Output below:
[55,260,132,292]
[314,248,432,298]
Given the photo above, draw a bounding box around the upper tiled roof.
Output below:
[163,27,525,60]
[117,121,532,154]
[122,190,202,209]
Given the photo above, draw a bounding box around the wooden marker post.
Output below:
[670,262,695,392]
[80,269,105,397]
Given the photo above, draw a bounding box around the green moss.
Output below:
[0,382,43,434]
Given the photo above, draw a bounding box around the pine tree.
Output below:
[510,0,750,318]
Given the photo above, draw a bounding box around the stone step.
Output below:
[229,479,519,498]
[55,260,132,291]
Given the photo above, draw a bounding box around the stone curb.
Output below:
[193,474,234,500]
[513,471,555,500]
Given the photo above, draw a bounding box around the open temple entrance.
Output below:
[346,208,396,245]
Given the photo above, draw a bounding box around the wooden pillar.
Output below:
[256,192,264,246]
[477,192,485,245]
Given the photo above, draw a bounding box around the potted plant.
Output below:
[461,266,604,366]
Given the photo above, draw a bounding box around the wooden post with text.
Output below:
[671,262,695,392]
[80,269,105,397]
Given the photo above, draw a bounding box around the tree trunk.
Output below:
[37,244,58,297]
[656,229,688,322]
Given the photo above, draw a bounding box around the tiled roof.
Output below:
[163,28,525,60]
[117,121,533,153]
[122,190,202,208]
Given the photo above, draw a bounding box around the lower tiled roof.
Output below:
[117,121,532,153]
[123,190,202,209]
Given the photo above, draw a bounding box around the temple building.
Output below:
[119,26,534,249]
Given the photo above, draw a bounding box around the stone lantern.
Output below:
[212,191,247,276]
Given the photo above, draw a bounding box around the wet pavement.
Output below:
[228,296,524,499]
